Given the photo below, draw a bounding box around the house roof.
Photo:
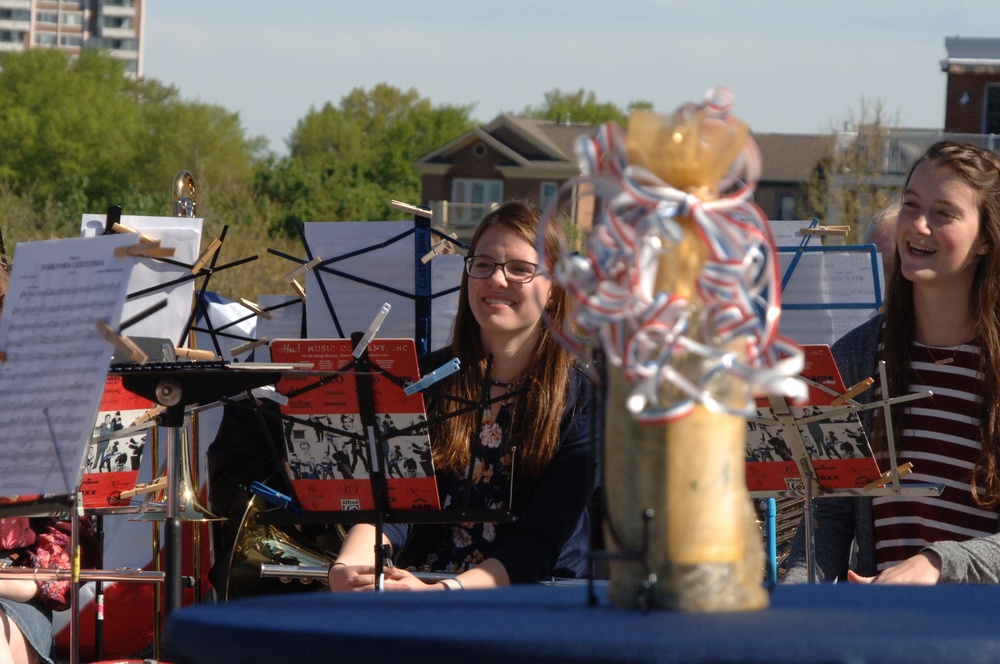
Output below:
[752,132,832,183]
[416,114,833,185]
[941,36,1000,70]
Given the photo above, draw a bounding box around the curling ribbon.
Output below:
[541,87,804,424]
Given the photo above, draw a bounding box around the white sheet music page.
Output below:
[0,234,136,496]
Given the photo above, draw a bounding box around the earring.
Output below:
[980,246,989,255]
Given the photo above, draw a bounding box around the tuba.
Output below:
[224,495,345,600]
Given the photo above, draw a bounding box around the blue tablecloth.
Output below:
[165,582,1000,663]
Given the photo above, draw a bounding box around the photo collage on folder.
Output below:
[82,375,153,509]
[270,338,441,512]
[744,345,881,494]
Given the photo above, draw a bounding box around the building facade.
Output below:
[0,0,144,77]
[942,36,1000,135]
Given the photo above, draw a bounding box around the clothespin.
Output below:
[118,476,167,500]
[109,222,159,244]
[113,240,176,259]
[389,199,433,220]
[831,377,875,406]
[284,256,322,283]
[191,237,223,273]
[238,298,273,320]
[231,338,267,357]
[353,303,391,358]
[134,405,165,425]
[864,462,914,491]
[404,358,461,396]
[290,279,306,300]
[421,232,459,263]
[96,320,149,365]
[249,481,305,518]
[799,225,851,237]
[175,347,217,361]
[0,350,6,363]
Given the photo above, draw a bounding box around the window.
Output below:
[102,16,132,29]
[105,38,137,51]
[778,195,797,221]
[0,31,21,43]
[61,34,82,46]
[36,12,58,24]
[451,179,503,225]
[540,182,558,207]
[35,32,57,45]
[62,12,83,26]
[985,85,1000,135]
[0,9,30,20]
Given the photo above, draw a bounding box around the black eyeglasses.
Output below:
[464,256,540,283]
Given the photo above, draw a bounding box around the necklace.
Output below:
[491,378,515,392]
[923,343,963,365]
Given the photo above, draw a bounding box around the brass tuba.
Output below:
[223,495,344,600]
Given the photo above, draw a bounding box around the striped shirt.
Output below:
[871,339,998,571]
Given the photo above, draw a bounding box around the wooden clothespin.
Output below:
[109,222,159,244]
[0,350,6,364]
[863,462,914,491]
[239,298,273,320]
[831,377,875,406]
[191,237,223,274]
[290,278,306,300]
[133,404,165,426]
[799,225,851,238]
[118,475,167,500]
[284,256,322,283]
[389,199,433,220]
[96,320,148,365]
[231,338,267,357]
[421,232,459,263]
[113,240,176,260]
[175,347,217,361]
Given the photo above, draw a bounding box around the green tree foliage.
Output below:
[521,88,652,126]
[257,84,474,233]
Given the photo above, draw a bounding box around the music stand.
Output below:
[114,361,283,615]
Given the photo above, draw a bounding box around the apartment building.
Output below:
[0,0,144,77]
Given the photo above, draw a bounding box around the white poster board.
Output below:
[302,221,462,354]
[0,234,136,495]
[81,215,204,345]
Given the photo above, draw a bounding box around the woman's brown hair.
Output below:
[880,140,1000,507]
[428,201,575,478]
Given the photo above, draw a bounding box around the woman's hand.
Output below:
[847,551,942,585]
[328,564,444,592]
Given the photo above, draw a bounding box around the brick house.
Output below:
[942,36,1000,134]
[415,114,829,239]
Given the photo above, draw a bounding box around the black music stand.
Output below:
[115,362,283,616]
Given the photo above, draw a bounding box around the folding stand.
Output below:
[115,362,283,615]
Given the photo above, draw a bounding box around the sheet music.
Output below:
[778,247,883,345]
[81,214,203,344]
[303,221,461,353]
[0,235,136,496]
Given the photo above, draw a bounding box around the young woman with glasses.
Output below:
[328,201,601,591]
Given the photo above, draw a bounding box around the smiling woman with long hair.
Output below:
[785,140,1000,585]
[328,201,601,591]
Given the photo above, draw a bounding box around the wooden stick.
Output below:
[831,377,875,406]
[864,462,914,491]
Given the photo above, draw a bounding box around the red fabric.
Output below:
[6,517,101,611]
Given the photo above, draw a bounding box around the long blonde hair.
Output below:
[428,201,574,478]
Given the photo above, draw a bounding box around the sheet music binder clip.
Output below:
[238,298,273,320]
[284,256,322,283]
[404,358,461,396]
[389,199,433,220]
[97,320,149,365]
[248,481,305,518]
[353,303,391,359]
[191,237,223,273]
[113,239,177,259]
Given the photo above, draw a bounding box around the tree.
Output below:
[521,88,652,126]
[802,99,901,240]
[259,84,474,233]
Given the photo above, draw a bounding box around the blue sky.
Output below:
[143,1,998,156]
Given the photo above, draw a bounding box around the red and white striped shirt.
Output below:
[872,340,998,571]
